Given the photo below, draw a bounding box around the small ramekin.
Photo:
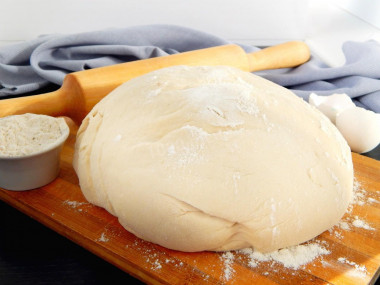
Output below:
[0,119,70,191]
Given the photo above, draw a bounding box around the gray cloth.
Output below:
[0,24,379,113]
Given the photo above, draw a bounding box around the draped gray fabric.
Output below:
[0,25,379,112]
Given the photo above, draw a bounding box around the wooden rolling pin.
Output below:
[0,41,310,123]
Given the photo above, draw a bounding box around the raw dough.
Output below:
[73,66,353,252]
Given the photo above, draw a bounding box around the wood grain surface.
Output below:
[0,120,379,285]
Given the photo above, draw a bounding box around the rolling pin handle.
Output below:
[0,89,67,119]
[247,41,311,72]
[0,74,87,124]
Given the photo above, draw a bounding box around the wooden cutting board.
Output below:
[0,119,379,285]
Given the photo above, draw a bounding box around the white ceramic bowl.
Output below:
[0,117,70,191]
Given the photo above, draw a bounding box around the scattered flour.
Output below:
[239,242,330,270]
[338,257,368,278]
[220,251,235,281]
[338,221,351,231]
[63,200,88,209]
[349,178,378,209]
[331,178,377,235]
[367,197,378,204]
[352,216,374,230]
[333,230,343,239]
[348,179,367,211]
[174,125,207,167]
[127,236,370,282]
[152,259,162,270]
[145,252,164,271]
[129,239,188,273]
[167,145,176,156]
[97,232,109,243]
[113,134,122,142]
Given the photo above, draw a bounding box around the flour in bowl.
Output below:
[0,113,68,157]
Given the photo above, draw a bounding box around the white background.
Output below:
[1,0,380,66]
[0,0,308,45]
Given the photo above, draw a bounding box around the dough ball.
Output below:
[73,66,353,252]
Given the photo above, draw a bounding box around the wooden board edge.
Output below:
[370,267,380,285]
[0,190,168,285]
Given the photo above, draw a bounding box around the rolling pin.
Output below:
[0,41,310,123]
